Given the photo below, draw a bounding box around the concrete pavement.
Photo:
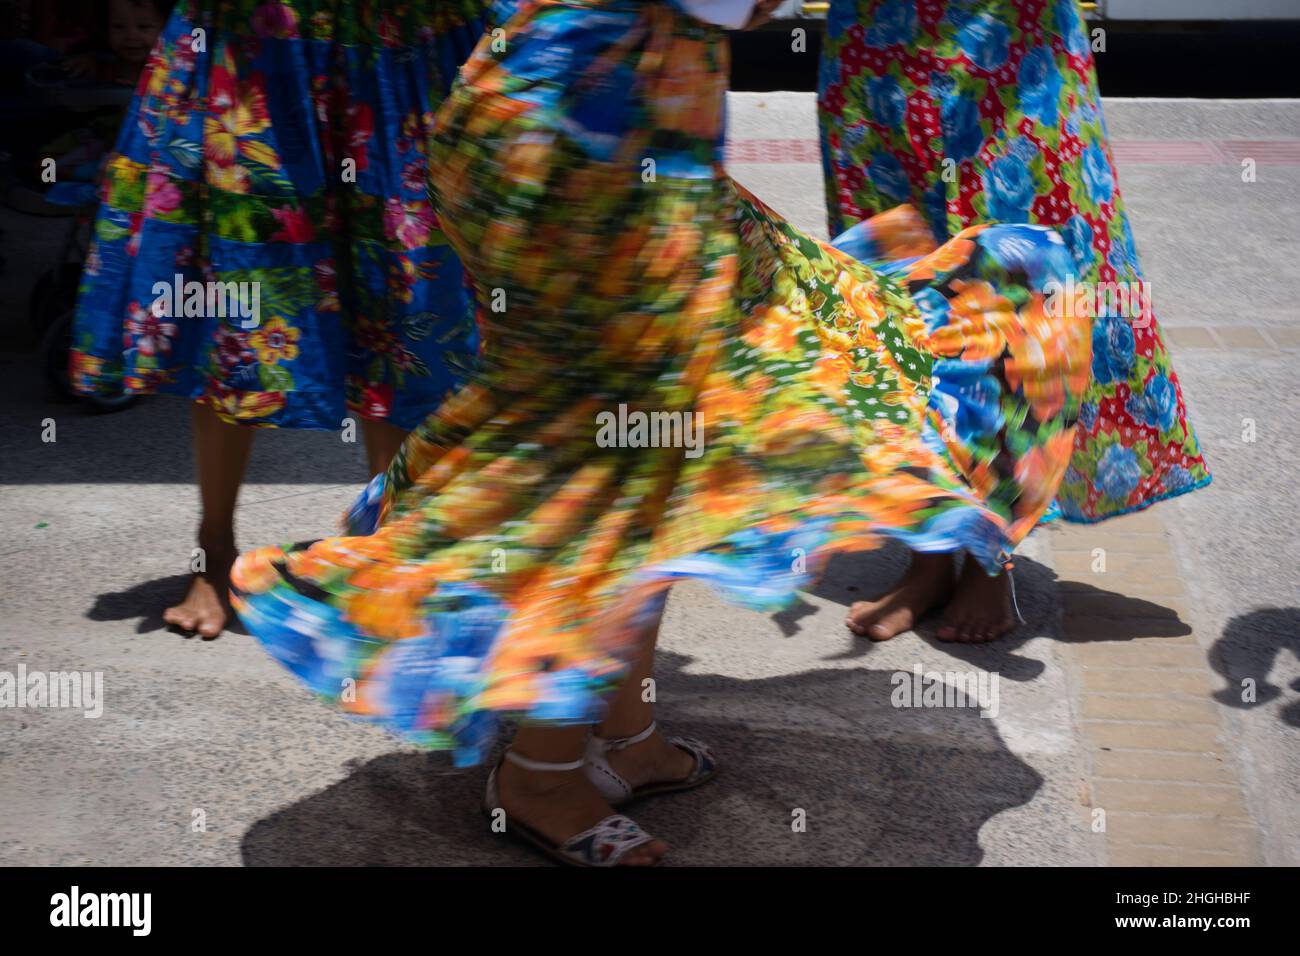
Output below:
[0,95,1296,866]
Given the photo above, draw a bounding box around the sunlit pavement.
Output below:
[1,96,1296,866]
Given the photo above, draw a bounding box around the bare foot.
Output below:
[603,727,698,792]
[846,552,956,640]
[163,533,236,639]
[495,760,668,866]
[936,558,1016,643]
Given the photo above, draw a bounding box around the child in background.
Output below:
[21,1,170,195]
[59,0,172,87]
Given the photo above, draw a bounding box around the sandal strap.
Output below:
[666,736,716,784]
[504,749,585,773]
[584,725,659,804]
[590,720,657,754]
[585,724,716,805]
[559,814,655,867]
[484,762,657,867]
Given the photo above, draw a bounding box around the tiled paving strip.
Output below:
[1047,510,1264,865]
[1166,326,1300,351]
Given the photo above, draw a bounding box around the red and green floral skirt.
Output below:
[818,0,1209,520]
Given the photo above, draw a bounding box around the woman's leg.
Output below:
[594,608,696,790]
[163,402,254,638]
[360,417,408,478]
[493,605,678,865]
[498,723,667,866]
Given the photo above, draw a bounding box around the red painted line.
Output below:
[726,139,1300,165]
[726,138,822,163]
[1110,141,1224,164]
[1216,140,1300,164]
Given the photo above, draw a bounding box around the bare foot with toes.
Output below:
[846,552,956,640]
[163,531,237,639]
[936,559,1016,643]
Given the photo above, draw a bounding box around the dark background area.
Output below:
[732,19,1300,97]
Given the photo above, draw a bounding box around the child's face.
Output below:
[108,0,165,67]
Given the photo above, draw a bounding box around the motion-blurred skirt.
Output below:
[70,0,486,429]
[818,0,1210,520]
[232,0,1091,764]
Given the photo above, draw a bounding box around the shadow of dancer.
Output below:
[783,542,1191,683]
[88,574,248,636]
[240,651,1043,867]
[1210,607,1300,728]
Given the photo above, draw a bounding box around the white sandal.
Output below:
[483,749,661,867]
[584,721,718,806]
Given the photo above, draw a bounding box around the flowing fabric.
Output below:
[70,0,486,429]
[818,0,1209,520]
[232,0,1091,765]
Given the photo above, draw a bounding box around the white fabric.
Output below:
[677,0,759,29]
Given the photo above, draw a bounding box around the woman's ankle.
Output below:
[908,550,957,572]
[498,760,587,801]
[594,717,655,741]
[196,522,237,557]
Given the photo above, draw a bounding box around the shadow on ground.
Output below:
[774,542,1193,681]
[240,653,1043,866]
[84,537,1193,662]
[1,354,373,484]
[87,572,249,637]
[1210,606,1300,728]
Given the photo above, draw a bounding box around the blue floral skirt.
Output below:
[71,0,486,430]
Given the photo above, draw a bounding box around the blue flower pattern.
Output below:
[817,0,1210,519]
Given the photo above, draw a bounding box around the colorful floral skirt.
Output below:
[231,0,1091,765]
[817,0,1210,520]
[70,0,486,429]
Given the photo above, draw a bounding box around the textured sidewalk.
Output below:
[0,97,1296,866]
[1050,512,1263,865]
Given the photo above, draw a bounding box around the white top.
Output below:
[677,0,760,29]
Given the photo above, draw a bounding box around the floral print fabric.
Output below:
[232,0,1092,764]
[817,0,1209,519]
[70,0,485,429]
